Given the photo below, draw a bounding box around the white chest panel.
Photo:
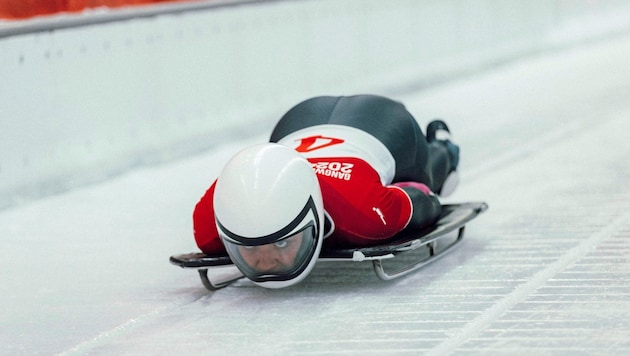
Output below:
[277,125,396,185]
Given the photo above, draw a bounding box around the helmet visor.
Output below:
[223,224,317,283]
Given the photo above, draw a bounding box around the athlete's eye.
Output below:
[274,240,288,248]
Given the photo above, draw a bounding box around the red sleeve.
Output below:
[192,181,227,255]
[365,184,413,238]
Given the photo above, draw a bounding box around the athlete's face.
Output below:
[237,231,304,273]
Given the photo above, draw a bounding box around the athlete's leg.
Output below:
[426,120,459,196]
[270,95,455,192]
[427,142,451,192]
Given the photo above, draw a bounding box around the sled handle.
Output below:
[198,268,244,291]
[372,226,466,281]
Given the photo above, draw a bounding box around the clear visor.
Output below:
[222,224,317,283]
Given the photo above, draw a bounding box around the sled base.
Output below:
[170,253,243,290]
[170,202,487,291]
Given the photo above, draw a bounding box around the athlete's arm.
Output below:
[392,182,441,231]
[192,181,227,255]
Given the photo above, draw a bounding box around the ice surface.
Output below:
[2,33,630,355]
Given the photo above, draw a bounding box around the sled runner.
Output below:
[170,202,488,291]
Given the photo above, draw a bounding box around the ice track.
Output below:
[2,33,630,355]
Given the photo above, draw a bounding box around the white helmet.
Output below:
[214,143,324,288]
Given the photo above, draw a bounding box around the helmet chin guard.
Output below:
[214,143,324,288]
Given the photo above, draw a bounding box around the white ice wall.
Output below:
[2,0,630,208]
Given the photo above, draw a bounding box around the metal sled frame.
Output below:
[197,268,243,291]
[372,225,465,280]
[170,202,487,291]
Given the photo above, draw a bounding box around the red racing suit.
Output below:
[193,125,437,255]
